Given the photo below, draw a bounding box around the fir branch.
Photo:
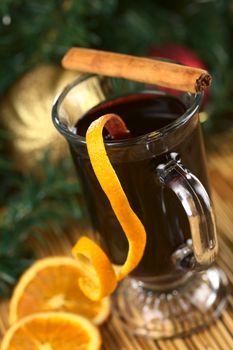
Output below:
[0,150,83,298]
[0,254,34,298]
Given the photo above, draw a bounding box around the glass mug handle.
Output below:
[156,153,218,270]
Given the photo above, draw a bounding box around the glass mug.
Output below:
[52,74,228,338]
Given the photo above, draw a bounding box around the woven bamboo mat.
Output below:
[0,129,233,349]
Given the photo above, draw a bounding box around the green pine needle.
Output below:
[0,146,83,298]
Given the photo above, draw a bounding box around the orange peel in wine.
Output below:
[72,114,147,301]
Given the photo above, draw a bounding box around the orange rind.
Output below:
[72,114,147,300]
[72,237,117,301]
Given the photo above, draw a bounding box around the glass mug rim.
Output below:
[52,73,204,148]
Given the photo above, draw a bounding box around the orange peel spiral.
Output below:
[72,114,147,301]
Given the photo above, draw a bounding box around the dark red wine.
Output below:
[76,93,186,139]
[70,92,209,280]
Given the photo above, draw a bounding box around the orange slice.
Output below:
[1,312,101,350]
[72,114,147,300]
[9,257,111,326]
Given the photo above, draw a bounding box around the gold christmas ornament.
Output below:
[0,65,79,170]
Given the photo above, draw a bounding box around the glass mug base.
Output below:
[113,266,228,339]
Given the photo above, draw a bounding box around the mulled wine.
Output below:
[71,92,209,280]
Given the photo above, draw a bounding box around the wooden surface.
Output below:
[0,129,233,349]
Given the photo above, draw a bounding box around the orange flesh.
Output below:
[2,312,101,350]
[9,257,111,325]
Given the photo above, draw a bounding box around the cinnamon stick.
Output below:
[62,48,212,93]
